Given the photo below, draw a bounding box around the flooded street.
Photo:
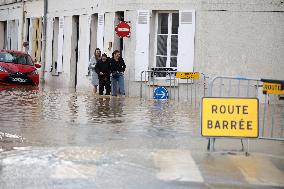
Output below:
[0,86,284,189]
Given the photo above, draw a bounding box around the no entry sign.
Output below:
[115,21,131,38]
[201,97,259,138]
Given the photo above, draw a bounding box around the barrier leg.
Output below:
[262,95,267,137]
[178,79,180,101]
[271,102,276,138]
[241,139,244,151]
[140,72,143,98]
[187,79,189,101]
[174,76,176,100]
[191,79,193,104]
[169,74,172,100]
[245,139,250,156]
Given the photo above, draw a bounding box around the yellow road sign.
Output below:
[263,82,284,95]
[176,72,200,79]
[201,97,259,138]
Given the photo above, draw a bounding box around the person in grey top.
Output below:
[23,42,29,54]
[89,48,101,94]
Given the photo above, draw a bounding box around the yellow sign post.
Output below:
[263,82,284,95]
[176,72,200,79]
[201,97,259,138]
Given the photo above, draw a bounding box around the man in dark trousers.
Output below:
[95,54,111,95]
[110,50,126,96]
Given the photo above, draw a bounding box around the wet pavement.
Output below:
[0,86,283,189]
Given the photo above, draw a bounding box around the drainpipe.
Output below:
[40,0,48,82]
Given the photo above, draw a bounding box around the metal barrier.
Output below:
[140,70,207,103]
[207,76,284,152]
[260,79,284,141]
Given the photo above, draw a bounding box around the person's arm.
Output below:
[89,57,96,69]
[109,59,114,73]
[106,63,111,75]
[120,58,126,72]
[95,62,100,74]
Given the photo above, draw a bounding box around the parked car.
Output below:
[0,49,41,86]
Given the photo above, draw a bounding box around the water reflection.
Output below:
[68,94,79,123]
[0,86,282,151]
[97,97,111,118]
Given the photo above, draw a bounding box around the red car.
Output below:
[0,50,41,86]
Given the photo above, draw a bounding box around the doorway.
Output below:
[89,14,98,61]
[0,21,6,49]
[70,16,79,88]
[52,17,59,75]
[114,11,124,56]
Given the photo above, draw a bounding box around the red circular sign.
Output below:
[115,21,131,38]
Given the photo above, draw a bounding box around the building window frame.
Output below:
[154,11,179,70]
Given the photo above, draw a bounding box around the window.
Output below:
[155,12,179,68]
[0,52,33,66]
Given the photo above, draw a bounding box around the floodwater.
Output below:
[0,86,283,189]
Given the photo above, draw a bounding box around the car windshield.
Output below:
[0,52,34,66]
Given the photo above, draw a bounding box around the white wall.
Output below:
[195,11,284,80]
[1,0,283,95]
[25,0,44,18]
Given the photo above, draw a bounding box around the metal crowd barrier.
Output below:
[140,70,207,103]
[207,76,284,151]
[260,79,284,141]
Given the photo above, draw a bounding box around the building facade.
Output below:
[0,0,284,98]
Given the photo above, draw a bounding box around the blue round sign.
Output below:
[153,86,169,100]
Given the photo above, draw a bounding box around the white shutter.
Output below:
[57,16,64,72]
[97,13,104,51]
[45,18,53,72]
[135,10,150,81]
[85,15,91,75]
[28,20,33,54]
[7,21,11,50]
[77,15,91,76]
[177,10,195,72]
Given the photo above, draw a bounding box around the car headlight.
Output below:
[0,66,8,73]
[28,69,38,75]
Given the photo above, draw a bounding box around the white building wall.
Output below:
[0,3,22,50]
[195,11,284,80]
[44,0,284,94]
[25,0,44,18]
[0,1,43,51]
[0,0,283,97]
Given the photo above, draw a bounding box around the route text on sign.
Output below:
[201,97,259,138]
[176,72,200,79]
[263,82,284,95]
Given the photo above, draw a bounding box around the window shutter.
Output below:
[177,10,195,72]
[45,18,53,72]
[78,15,91,76]
[97,13,104,52]
[28,20,33,54]
[57,16,64,73]
[85,15,91,75]
[135,10,150,81]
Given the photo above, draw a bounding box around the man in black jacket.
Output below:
[95,54,111,95]
[110,50,126,96]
